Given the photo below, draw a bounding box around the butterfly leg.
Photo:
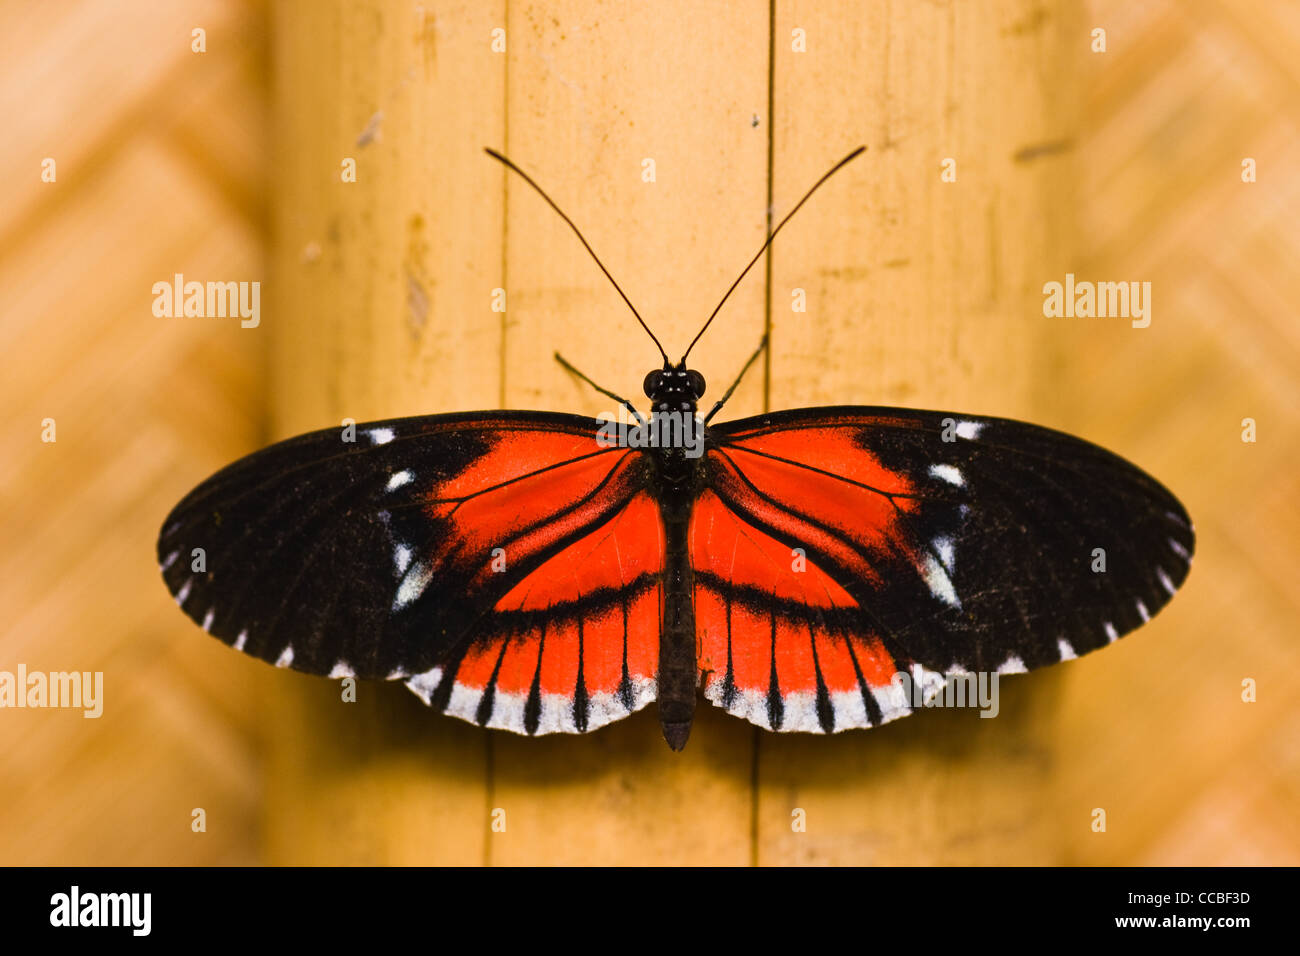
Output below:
[554,351,646,426]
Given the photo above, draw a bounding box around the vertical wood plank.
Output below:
[758,0,1080,864]
[489,0,771,864]
[266,0,506,864]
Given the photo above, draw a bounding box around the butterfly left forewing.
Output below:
[158,411,663,735]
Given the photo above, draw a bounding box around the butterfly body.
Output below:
[642,363,710,749]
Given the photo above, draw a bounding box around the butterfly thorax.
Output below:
[642,362,707,475]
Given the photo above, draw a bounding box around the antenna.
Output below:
[485,148,670,365]
[680,145,866,363]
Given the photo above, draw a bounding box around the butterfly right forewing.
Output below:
[694,406,1194,733]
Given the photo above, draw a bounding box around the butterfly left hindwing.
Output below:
[159,411,667,735]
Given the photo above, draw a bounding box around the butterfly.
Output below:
[158,146,1194,751]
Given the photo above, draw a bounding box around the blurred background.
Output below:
[1,0,1296,865]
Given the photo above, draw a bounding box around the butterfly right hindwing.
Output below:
[695,406,1194,733]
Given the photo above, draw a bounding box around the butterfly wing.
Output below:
[694,406,1194,733]
[157,411,663,735]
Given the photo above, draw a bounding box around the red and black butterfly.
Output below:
[158,147,1193,750]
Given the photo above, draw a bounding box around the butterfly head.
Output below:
[644,362,705,412]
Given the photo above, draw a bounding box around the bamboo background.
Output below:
[1,0,1296,865]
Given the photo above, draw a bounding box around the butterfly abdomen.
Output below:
[653,442,705,751]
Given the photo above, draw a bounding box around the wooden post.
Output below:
[758,1,1079,864]
[266,0,506,864]
[267,0,1077,863]
[486,0,771,867]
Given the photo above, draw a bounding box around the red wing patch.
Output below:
[421,431,643,595]
[709,427,927,589]
[405,490,664,735]
[690,486,915,733]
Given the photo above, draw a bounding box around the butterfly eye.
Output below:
[643,370,661,398]
[687,370,706,399]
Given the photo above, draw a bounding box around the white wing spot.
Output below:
[921,554,961,608]
[386,469,413,491]
[234,630,248,651]
[933,536,955,573]
[1136,600,1150,622]
[368,427,395,445]
[1104,621,1119,643]
[955,420,983,440]
[175,580,192,607]
[275,645,294,668]
[1157,567,1177,595]
[1057,638,1077,661]
[998,655,1027,674]
[1168,538,1190,561]
[393,544,412,574]
[202,608,215,632]
[928,463,964,486]
[161,550,180,571]
[404,667,443,701]
[393,559,433,610]
[328,661,355,678]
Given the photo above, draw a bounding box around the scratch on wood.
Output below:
[406,270,430,339]
[987,197,1000,310]
[406,213,430,338]
[1013,139,1073,163]
[1003,7,1050,37]
[819,266,871,281]
[415,3,438,73]
[356,111,383,148]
